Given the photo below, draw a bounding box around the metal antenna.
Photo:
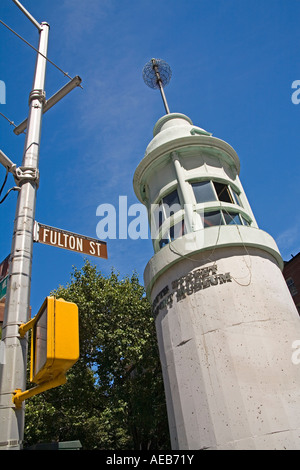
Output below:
[142,58,172,114]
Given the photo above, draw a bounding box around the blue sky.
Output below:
[0,0,300,315]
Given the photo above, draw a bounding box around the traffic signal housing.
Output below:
[30,296,79,384]
[14,296,79,408]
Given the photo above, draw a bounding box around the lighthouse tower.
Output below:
[133,61,300,450]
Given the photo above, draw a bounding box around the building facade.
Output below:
[283,252,300,314]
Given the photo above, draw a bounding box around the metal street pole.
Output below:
[0,21,49,450]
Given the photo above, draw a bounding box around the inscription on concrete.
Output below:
[153,264,231,318]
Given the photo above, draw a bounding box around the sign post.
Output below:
[0,20,49,450]
[0,2,91,451]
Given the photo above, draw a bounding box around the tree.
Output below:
[23,260,170,449]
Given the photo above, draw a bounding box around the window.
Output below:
[157,208,251,250]
[170,219,186,241]
[159,219,186,249]
[202,211,224,228]
[231,189,241,206]
[240,215,250,226]
[286,278,298,297]
[191,180,242,207]
[159,237,169,249]
[155,189,181,228]
[199,209,250,228]
[223,210,252,226]
[223,211,242,225]
[162,189,180,208]
[192,181,216,204]
[156,183,249,250]
[213,182,233,203]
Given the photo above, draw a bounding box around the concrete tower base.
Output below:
[149,246,300,449]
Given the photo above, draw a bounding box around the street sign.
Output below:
[0,255,9,280]
[0,255,9,303]
[34,222,108,259]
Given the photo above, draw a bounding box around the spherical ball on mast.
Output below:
[142,58,172,89]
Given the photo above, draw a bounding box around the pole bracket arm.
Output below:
[14,76,82,135]
[12,374,67,409]
[14,166,40,188]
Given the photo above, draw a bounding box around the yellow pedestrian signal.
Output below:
[30,296,79,384]
[13,296,79,408]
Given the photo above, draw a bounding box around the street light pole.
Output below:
[0,21,49,450]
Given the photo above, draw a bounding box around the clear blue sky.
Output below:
[0,0,300,315]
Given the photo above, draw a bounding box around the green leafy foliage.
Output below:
[23,260,170,449]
